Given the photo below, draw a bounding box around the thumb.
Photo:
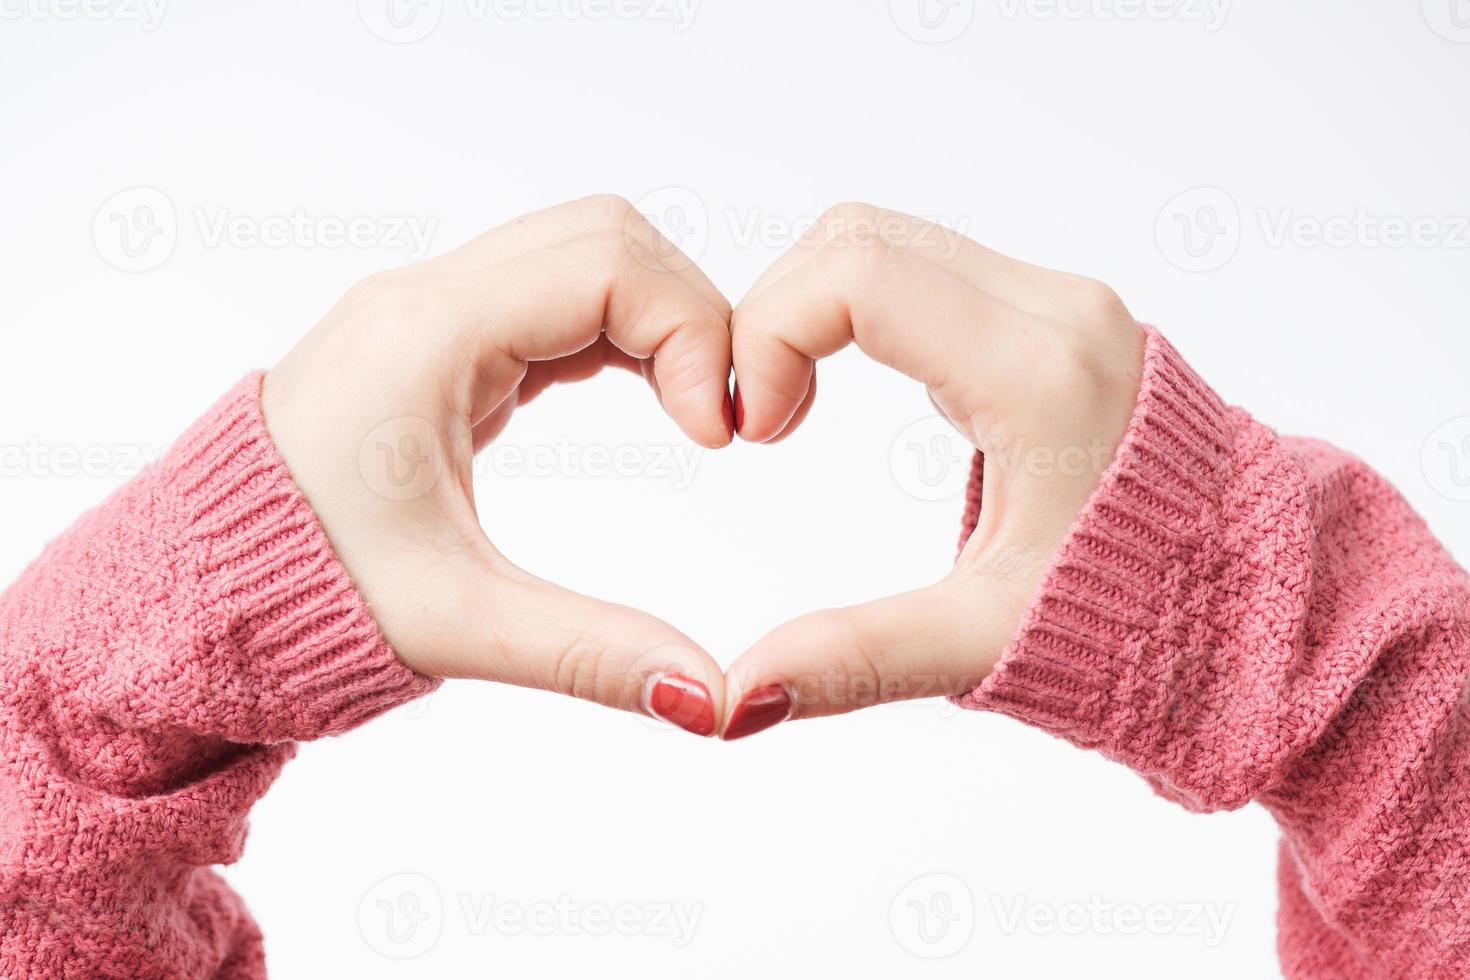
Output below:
[719,576,1021,741]
[421,553,727,738]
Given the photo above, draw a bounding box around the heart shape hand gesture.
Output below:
[262,195,1144,741]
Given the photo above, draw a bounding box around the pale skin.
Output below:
[261,195,1145,738]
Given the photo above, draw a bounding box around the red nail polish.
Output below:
[733,384,745,434]
[722,390,735,440]
[722,684,793,741]
[646,674,716,737]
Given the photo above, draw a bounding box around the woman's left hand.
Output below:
[719,203,1146,739]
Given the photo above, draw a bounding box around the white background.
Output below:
[3,2,1469,977]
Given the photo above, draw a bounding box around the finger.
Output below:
[514,336,643,406]
[730,232,1025,444]
[471,395,518,448]
[741,203,1056,314]
[719,573,1027,739]
[421,549,728,737]
[448,230,734,448]
[468,339,643,451]
[442,194,733,326]
[483,569,728,738]
[745,372,816,445]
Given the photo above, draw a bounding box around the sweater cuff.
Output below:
[158,374,439,739]
[954,326,1236,753]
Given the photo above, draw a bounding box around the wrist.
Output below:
[158,374,439,740]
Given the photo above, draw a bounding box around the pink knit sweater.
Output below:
[0,378,438,978]
[2,329,1467,977]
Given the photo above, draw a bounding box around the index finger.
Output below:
[730,206,1033,443]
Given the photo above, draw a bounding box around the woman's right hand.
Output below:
[261,195,734,736]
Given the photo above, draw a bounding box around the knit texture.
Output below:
[4,335,1469,976]
[958,326,1470,978]
[0,374,437,979]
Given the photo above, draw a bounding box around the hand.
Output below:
[719,203,1146,740]
[262,195,734,736]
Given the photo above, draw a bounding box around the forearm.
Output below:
[0,375,434,978]
[960,327,1470,976]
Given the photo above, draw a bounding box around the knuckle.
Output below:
[704,287,734,323]
[579,192,637,230]
[814,201,882,248]
[824,223,899,287]
[1065,275,1129,322]
[342,270,396,307]
[646,329,708,399]
[1038,281,1139,396]
[821,200,881,227]
[1040,328,1106,398]
[587,226,636,268]
[340,270,426,333]
[736,336,814,405]
[550,628,608,703]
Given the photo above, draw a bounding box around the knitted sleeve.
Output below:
[957,326,1470,979]
[0,374,437,979]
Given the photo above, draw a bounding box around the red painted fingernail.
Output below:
[722,684,793,741]
[722,389,735,440]
[733,384,745,434]
[646,674,716,737]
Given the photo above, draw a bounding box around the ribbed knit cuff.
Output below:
[158,373,439,738]
[954,326,1236,752]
